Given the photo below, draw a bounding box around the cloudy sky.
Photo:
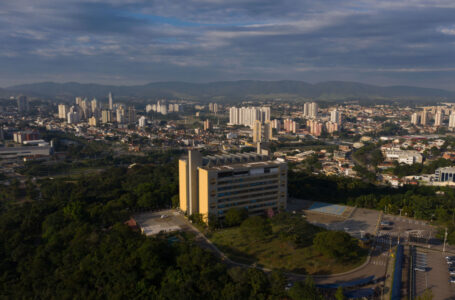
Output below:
[1,0,455,89]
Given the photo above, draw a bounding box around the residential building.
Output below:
[284,119,299,133]
[271,119,281,131]
[434,110,443,127]
[252,120,272,142]
[58,104,68,119]
[138,116,147,128]
[91,98,99,113]
[330,109,342,125]
[101,109,113,123]
[88,116,98,127]
[303,102,318,118]
[127,106,136,124]
[411,113,420,125]
[204,119,211,131]
[229,106,271,127]
[449,112,455,128]
[108,92,114,110]
[17,96,29,114]
[421,110,428,126]
[13,131,40,143]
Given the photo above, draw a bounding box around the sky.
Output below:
[1,0,455,89]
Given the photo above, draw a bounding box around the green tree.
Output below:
[288,277,323,300]
[224,208,248,227]
[240,216,272,241]
[335,286,345,300]
[313,231,361,261]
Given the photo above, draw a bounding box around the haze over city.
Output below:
[1,0,455,89]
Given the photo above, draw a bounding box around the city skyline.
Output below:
[1,1,455,90]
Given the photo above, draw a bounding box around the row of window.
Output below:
[217,179,278,191]
[217,185,278,198]
[217,191,279,203]
[217,174,281,186]
[216,197,279,212]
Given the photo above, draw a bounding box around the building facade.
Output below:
[179,150,287,223]
[435,167,455,182]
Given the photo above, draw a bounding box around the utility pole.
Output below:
[443,227,448,253]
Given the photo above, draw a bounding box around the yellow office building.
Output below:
[179,150,287,223]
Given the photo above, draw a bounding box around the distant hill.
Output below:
[5,80,455,102]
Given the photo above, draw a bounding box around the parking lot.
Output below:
[288,198,381,239]
[381,215,440,248]
[414,249,455,300]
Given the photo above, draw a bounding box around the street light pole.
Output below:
[443,227,448,253]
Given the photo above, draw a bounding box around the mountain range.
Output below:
[2,80,455,102]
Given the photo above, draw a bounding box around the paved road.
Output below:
[136,208,455,294]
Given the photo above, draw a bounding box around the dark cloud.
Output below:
[1,0,455,89]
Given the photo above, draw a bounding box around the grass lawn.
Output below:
[209,224,368,275]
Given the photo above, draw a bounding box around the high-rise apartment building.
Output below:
[101,109,113,123]
[203,120,211,131]
[303,102,318,119]
[307,119,323,136]
[91,98,99,113]
[229,106,271,127]
[138,116,147,128]
[449,112,455,128]
[80,98,90,119]
[283,119,299,133]
[75,97,83,106]
[58,104,68,119]
[67,111,79,124]
[209,103,219,113]
[421,110,428,126]
[127,106,136,124]
[17,96,29,114]
[434,111,444,127]
[108,92,114,110]
[179,150,287,223]
[325,121,339,133]
[88,116,98,127]
[330,109,342,125]
[253,120,272,142]
[116,106,125,124]
[411,113,420,125]
[160,104,168,115]
[271,119,281,131]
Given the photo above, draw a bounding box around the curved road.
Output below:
[185,215,389,285]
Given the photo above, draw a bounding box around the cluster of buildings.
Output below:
[58,93,138,127]
[146,101,181,115]
[228,106,271,127]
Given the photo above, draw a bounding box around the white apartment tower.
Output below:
[411,113,420,125]
[434,111,444,127]
[108,92,114,110]
[330,109,342,125]
[303,102,318,118]
[229,106,271,127]
[58,104,68,119]
[449,112,455,128]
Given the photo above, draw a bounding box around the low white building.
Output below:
[384,149,423,165]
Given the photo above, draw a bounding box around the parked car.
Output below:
[450,276,455,283]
